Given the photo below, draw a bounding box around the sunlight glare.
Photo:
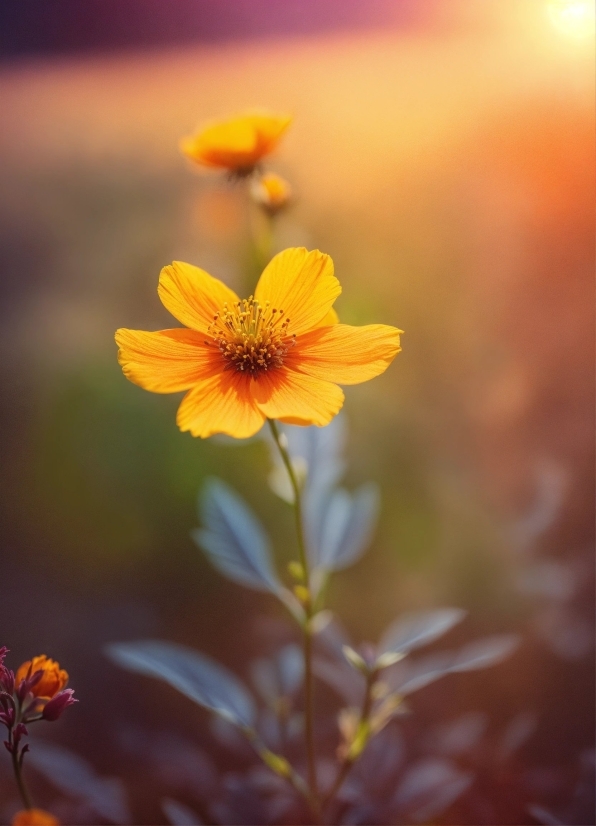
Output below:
[547,0,596,38]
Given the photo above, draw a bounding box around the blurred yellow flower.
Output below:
[116,248,402,439]
[251,172,292,213]
[15,656,68,700]
[12,810,59,826]
[180,111,292,175]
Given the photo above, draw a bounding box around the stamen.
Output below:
[207,297,295,376]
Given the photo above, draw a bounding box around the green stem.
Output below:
[244,727,320,821]
[323,670,377,811]
[268,419,308,575]
[12,747,33,810]
[267,419,319,805]
[248,201,274,273]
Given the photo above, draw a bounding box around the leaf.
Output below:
[162,798,203,826]
[193,478,281,594]
[277,644,304,695]
[267,456,308,504]
[342,645,368,673]
[119,728,217,795]
[379,608,466,655]
[280,414,347,495]
[106,640,255,728]
[27,741,130,824]
[386,635,519,696]
[317,484,379,572]
[426,712,488,756]
[251,644,303,704]
[497,711,537,762]
[355,726,406,788]
[388,652,454,695]
[313,657,364,706]
[393,757,472,822]
[281,417,347,560]
[527,804,565,826]
[449,634,520,672]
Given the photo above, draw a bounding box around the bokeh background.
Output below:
[0,1,594,823]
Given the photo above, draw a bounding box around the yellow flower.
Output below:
[116,248,402,439]
[15,656,68,700]
[12,810,59,826]
[251,172,292,213]
[180,111,292,175]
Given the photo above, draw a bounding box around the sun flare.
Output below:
[547,0,596,38]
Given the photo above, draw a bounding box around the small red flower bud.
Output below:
[41,689,77,721]
[1,668,15,695]
[13,722,28,741]
[0,707,15,727]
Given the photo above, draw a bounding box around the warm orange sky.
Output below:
[0,1,593,211]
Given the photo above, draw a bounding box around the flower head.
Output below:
[12,809,60,826]
[15,656,68,701]
[180,111,292,175]
[251,172,292,213]
[116,248,402,439]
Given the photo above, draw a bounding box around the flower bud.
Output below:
[259,747,292,779]
[15,656,68,701]
[41,689,77,721]
[13,722,28,744]
[293,584,311,606]
[1,667,15,695]
[288,561,305,581]
[342,645,368,674]
[251,173,292,214]
[0,707,15,727]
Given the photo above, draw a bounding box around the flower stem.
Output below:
[12,748,33,810]
[323,670,377,812]
[248,200,274,274]
[267,419,319,805]
[245,726,321,822]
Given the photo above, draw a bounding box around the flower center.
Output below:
[206,297,295,376]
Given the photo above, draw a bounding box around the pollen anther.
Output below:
[207,297,294,376]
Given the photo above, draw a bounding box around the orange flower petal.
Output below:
[277,416,320,425]
[252,367,344,426]
[176,371,265,439]
[12,809,60,826]
[14,656,68,700]
[254,248,341,337]
[180,112,291,170]
[158,262,239,334]
[115,328,219,393]
[292,323,402,385]
[313,306,339,328]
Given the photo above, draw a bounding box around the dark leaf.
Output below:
[449,634,520,672]
[193,478,281,594]
[251,644,303,704]
[393,757,472,822]
[426,712,488,756]
[162,798,203,826]
[316,484,379,571]
[106,640,255,728]
[527,804,565,826]
[27,741,130,823]
[379,608,466,655]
